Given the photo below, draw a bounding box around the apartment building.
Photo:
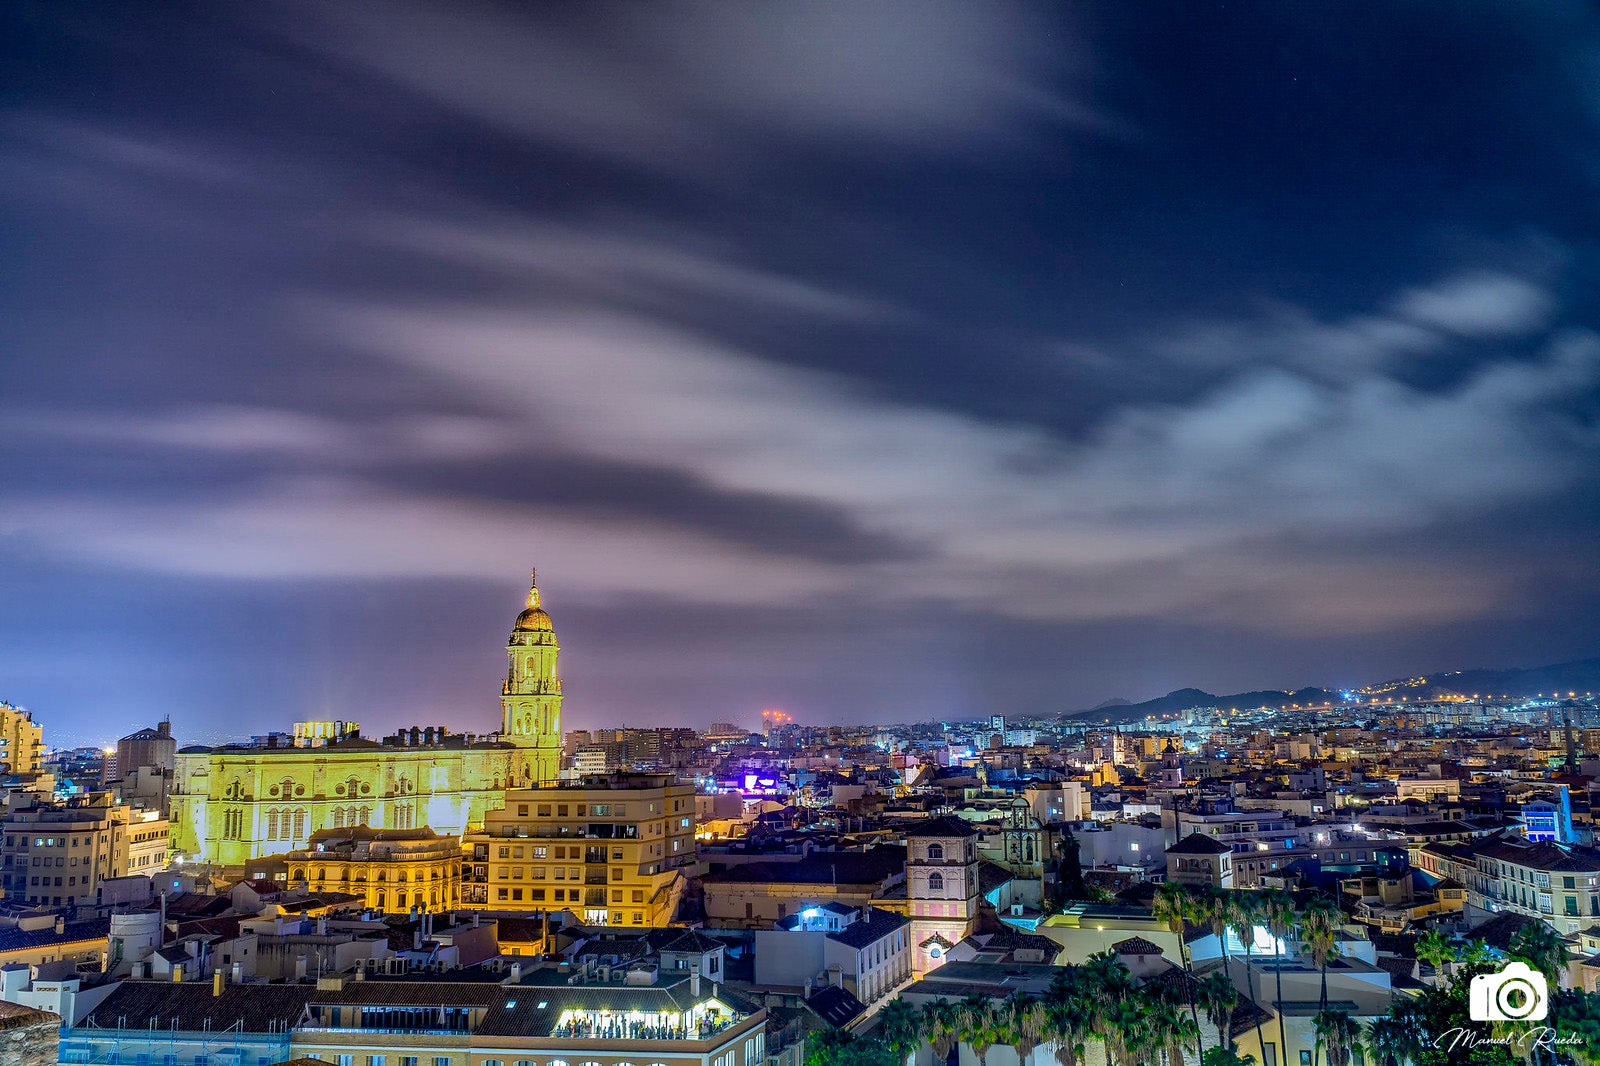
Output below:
[0,702,43,776]
[464,772,696,926]
[1420,834,1600,934]
[0,793,165,908]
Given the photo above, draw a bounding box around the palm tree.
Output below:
[1082,952,1135,1065]
[1039,967,1093,1066]
[1458,937,1495,969]
[1202,887,1236,981]
[998,994,1039,1065]
[1154,879,1207,1061]
[1414,927,1453,989]
[1257,885,1297,1064]
[1313,1009,1359,1066]
[877,998,922,1066]
[1299,896,1343,1066]
[1147,997,1200,1066]
[1362,1014,1417,1066]
[1198,970,1240,1054]
[1102,996,1153,1066]
[920,998,960,1066]
[1227,893,1271,1061]
[958,994,1000,1066]
[1510,920,1571,991]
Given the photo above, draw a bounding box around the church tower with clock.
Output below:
[502,571,564,784]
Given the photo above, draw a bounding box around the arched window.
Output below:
[926,843,943,860]
[266,810,279,839]
[514,1061,537,1066]
[333,809,345,829]
[927,872,944,892]
[292,809,306,839]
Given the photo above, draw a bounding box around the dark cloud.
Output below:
[3,0,1600,739]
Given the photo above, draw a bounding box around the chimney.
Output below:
[230,962,243,985]
[294,955,308,981]
[691,971,701,997]
[171,963,183,984]
[317,917,328,936]
[510,962,522,982]
[53,915,64,935]
[212,971,224,997]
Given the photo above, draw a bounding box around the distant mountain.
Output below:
[1359,657,1600,700]
[1066,656,1600,726]
[1090,696,1133,710]
[1069,686,1337,724]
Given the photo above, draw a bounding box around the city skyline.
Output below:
[6,3,1600,741]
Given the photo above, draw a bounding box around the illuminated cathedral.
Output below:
[169,574,565,867]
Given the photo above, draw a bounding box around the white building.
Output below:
[752,903,912,1006]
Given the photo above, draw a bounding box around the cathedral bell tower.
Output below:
[502,571,563,783]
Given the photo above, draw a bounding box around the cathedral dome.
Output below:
[513,606,553,632]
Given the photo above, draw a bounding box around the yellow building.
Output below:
[0,702,43,776]
[169,574,567,868]
[272,826,464,913]
[463,772,697,927]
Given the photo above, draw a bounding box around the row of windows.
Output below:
[29,855,104,868]
[496,865,629,881]
[497,845,628,860]
[492,886,644,907]
[6,834,111,848]
[509,799,683,819]
[291,866,453,883]
[262,809,307,841]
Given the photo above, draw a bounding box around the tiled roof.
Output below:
[903,816,980,839]
[808,985,866,1028]
[0,918,109,954]
[977,861,1014,895]
[311,980,505,1008]
[826,907,909,949]
[701,847,905,886]
[1476,840,1600,873]
[1112,935,1164,956]
[80,981,313,1032]
[1466,912,1549,952]
[1167,833,1231,855]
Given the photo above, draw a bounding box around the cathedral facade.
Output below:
[168,575,565,868]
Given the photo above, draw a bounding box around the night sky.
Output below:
[5,2,1600,746]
